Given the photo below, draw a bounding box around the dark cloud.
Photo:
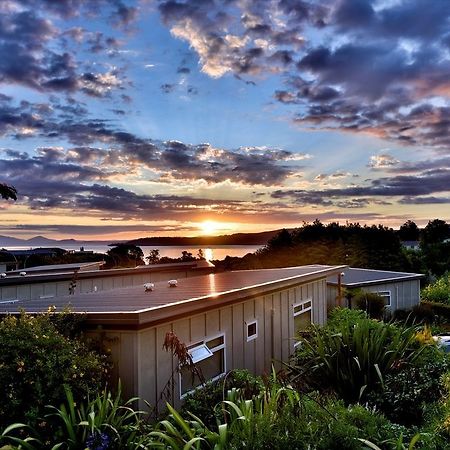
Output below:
[4,223,197,236]
[0,95,306,188]
[272,168,450,207]
[157,0,450,152]
[400,196,450,205]
[0,1,134,96]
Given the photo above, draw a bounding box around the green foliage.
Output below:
[288,309,424,403]
[0,385,151,450]
[367,345,450,426]
[354,291,387,319]
[0,311,109,429]
[422,273,450,304]
[224,385,403,450]
[327,307,368,328]
[180,370,263,428]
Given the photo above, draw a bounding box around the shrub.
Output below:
[327,307,368,329]
[180,369,263,428]
[354,291,387,319]
[368,344,450,426]
[0,311,109,428]
[0,385,152,450]
[422,273,450,304]
[225,387,406,450]
[288,311,424,403]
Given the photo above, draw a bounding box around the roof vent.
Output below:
[168,279,178,287]
[144,282,155,292]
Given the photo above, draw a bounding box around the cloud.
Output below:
[369,154,400,170]
[157,0,450,152]
[0,1,135,96]
[272,168,450,207]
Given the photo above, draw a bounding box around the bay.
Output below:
[6,244,262,261]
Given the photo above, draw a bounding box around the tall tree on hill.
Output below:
[421,219,450,245]
[399,220,420,241]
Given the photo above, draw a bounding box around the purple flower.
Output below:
[85,431,110,450]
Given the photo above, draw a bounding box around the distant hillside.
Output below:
[123,229,283,246]
[0,229,283,249]
[0,235,115,248]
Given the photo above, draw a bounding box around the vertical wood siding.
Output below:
[109,277,331,411]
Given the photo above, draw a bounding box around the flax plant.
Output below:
[289,318,426,403]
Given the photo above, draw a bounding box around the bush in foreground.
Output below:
[0,311,109,428]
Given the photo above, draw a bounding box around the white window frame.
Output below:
[293,299,313,347]
[246,320,258,342]
[377,290,391,307]
[179,333,226,399]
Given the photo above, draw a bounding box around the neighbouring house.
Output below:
[327,267,424,311]
[0,260,214,303]
[0,264,345,410]
[6,261,105,276]
[401,240,420,251]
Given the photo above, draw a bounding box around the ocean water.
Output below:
[7,244,262,261]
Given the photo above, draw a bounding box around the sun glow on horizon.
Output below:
[199,220,221,235]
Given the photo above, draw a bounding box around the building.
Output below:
[0,260,214,303]
[6,261,105,276]
[327,267,424,311]
[401,240,420,251]
[0,264,345,410]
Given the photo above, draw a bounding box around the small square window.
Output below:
[246,320,258,341]
[377,291,391,307]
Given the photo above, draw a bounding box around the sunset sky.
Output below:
[1,0,449,240]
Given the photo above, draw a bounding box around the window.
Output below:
[377,291,391,307]
[246,320,258,341]
[180,334,226,397]
[293,299,312,345]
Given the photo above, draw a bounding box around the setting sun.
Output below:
[200,220,220,235]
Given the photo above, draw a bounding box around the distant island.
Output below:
[0,229,282,248]
[116,229,283,246]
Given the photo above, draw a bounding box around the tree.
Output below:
[146,249,161,265]
[398,220,420,241]
[421,219,450,245]
[180,250,195,262]
[0,183,17,201]
[107,244,145,267]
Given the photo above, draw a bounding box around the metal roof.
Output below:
[7,261,104,275]
[0,260,214,286]
[327,267,424,287]
[0,265,346,327]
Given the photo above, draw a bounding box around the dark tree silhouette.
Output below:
[399,220,420,241]
[0,183,17,201]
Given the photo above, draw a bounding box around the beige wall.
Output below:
[327,279,421,311]
[97,277,327,411]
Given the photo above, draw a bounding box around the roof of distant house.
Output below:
[327,267,424,288]
[0,260,214,287]
[7,261,105,276]
[0,264,346,328]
